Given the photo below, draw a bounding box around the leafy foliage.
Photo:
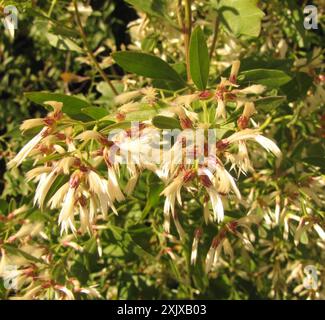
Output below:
[0,0,324,301]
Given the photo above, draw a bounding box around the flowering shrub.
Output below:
[0,0,324,300]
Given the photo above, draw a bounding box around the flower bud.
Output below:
[229,60,241,84]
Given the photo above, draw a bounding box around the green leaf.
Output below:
[81,107,108,120]
[142,175,164,219]
[152,115,181,129]
[103,103,167,123]
[82,238,101,273]
[125,0,166,19]
[70,261,89,285]
[2,244,47,265]
[239,69,292,88]
[49,25,79,38]
[255,96,286,112]
[112,51,184,84]
[96,81,124,99]
[189,26,210,90]
[51,263,66,285]
[141,35,158,52]
[100,121,132,134]
[25,92,91,120]
[46,33,83,53]
[107,225,156,261]
[218,0,265,37]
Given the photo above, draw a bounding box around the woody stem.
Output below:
[184,0,192,82]
[73,0,118,95]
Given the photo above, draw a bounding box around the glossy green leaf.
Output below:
[100,121,132,134]
[112,51,184,84]
[25,92,91,120]
[81,107,108,120]
[152,115,181,129]
[2,244,47,265]
[239,69,292,88]
[46,33,83,53]
[189,26,210,90]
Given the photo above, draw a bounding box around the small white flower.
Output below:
[236,141,253,175]
[87,171,117,216]
[55,285,75,300]
[215,99,226,119]
[239,85,266,95]
[242,101,256,118]
[20,119,44,132]
[9,222,44,241]
[26,166,53,182]
[203,200,210,224]
[114,90,141,105]
[276,39,288,59]
[124,173,139,196]
[229,60,241,83]
[190,229,202,265]
[254,135,282,158]
[49,182,70,209]
[8,128,47,169]
[79,204,91,234]
[161,174,184,216]
[34,170,59,208]
[119,102,141,113]
[107,167,125,202]
[173,94,198,108]
[313,224,325,241]
[226,129,282,158]
[206,187,224,223]
[205,237,220,273]
[75,130,102,142]
[58,187,77,235]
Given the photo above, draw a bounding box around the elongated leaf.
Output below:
[100,121,132,134]
[82,107,108,120]
[25,92,91,120]
[189,26,210,90]
[2,244,47,265]
[239,69,291,88]
[112,51,184,84]
[49,25,79,38]
[152,115,181,129]
[46,33,83,53]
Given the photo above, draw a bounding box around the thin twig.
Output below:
[209,14,220,60]
[184,0,192,82]
[73,0,118,95]
[48,0,57,17]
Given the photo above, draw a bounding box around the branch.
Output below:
[73,0,118,95]
[209,14,220,60]
[184,0,192,82]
